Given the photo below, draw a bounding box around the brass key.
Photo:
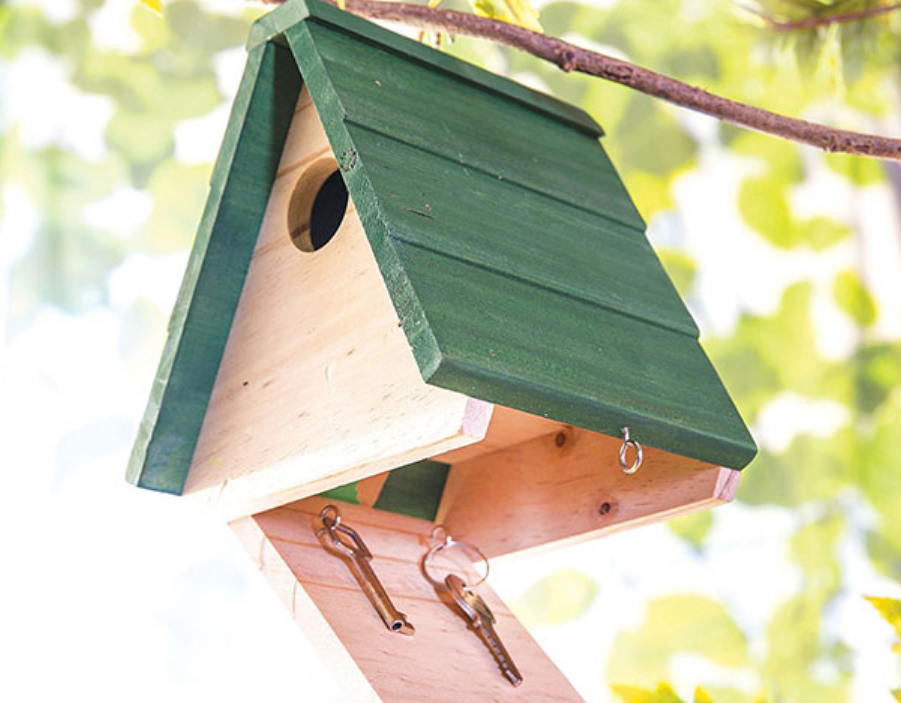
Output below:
[445,573,523,686]
[316,505,415,635]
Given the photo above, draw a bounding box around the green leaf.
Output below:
[510,570,597,627]
[500,0,543,31]
[668,511,713,551]
[139,0,163,15]
[657,249,697,297]
[144,160,210,253]
[833,270,877,327]
[612,683,687,703]
[824,153,885,186]
[607,595,749,686]
[470,0,542,31]
[865,597,901,653]
[738,176,794,247]
[472,0,504,20]
[800,217,850,250]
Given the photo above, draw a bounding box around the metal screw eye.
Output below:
[619,426,643,475]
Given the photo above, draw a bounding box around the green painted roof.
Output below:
[128,0,755,495]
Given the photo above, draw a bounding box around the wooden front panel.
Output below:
[183,86,491,520]
[231,497,586,703]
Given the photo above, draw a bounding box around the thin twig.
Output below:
[743,1,901,32]
[264,0,901,160]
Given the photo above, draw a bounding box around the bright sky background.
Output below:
[2,1,901,702]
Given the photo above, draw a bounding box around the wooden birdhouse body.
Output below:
[128,3,755,699]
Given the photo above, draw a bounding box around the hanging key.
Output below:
[316,505,415,635]
[445,573,523,686]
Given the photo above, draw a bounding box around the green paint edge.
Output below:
[285,21,447,378]
[373,460,450,521]
[316,461,449,520]
[126,42,303,493]
[249,0,603,138]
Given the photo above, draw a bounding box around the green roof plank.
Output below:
[302,20,644,231]
[342,122,697,336]
[393,244,755,469]
[126,41,302,492]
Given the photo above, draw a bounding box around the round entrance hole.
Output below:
[287,160,349,252]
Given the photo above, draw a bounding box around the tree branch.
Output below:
[267,0,901,160]
[742,1,901,32]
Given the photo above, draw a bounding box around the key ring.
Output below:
[421,525,490,590]
[619,426,643,475]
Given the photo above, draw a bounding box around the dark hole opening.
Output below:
[309,170,348,251]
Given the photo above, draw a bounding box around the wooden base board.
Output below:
[183,86,491,520]
[231,497,586,703]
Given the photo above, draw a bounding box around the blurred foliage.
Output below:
[3,0,901,701]
[511,569,597,626]
[471,0,543,31]
[614,682,716,703]
[868,597,901,654]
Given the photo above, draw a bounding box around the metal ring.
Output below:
[421,525,490,590]
[619,426,643,475]
[319,504,341,527]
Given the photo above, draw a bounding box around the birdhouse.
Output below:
[128,0,756,699]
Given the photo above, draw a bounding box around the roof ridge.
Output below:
[247,0,604,138]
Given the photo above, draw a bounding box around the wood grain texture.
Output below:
[286,20,756,470]
[436,427,740,559]
[129,1,755,503]
[342,122,687,334]
[433,405,565,464]
[182,87,491,520]
[231,498,586,703]
[309,26,645,234]
[397,244,756,470]
[127,42,302,494]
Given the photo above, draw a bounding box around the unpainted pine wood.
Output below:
[436,427,740,559]
[351,407,564,509]
[184,86,491,520]
[432,405,566,465]
[231,497,586,703]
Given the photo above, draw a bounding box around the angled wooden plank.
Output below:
[182,86,491,520]
[127,42,302,494]
[436,428,740,559]
[231,498,587,703]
